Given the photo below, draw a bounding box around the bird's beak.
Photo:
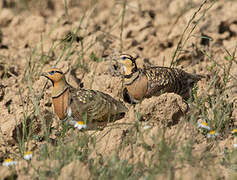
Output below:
[107,53,120,62]
[41,72,48,78]
[41,72,54,86]
[41,72,51,81]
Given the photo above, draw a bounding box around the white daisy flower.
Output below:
[143,125,151,130]
[2,158,17,167]
[234,137,237,148]
[197,122,211,130]
[207,130,219,138]
[74,121,87,130]
[231,129,237,135]
[24,151,33,160]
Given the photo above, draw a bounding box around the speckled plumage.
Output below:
[42,68,128,129]
[69,88,128,122]
[117,54,203,103]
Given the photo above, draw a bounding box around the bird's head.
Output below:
[117,54,138,76]
[41,68,65,86]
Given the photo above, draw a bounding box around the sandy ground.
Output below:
[0,0,237,179]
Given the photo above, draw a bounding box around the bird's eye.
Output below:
[49,71,55,75]
[120,56,127,60]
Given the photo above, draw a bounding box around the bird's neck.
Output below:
[124,69,141,85]
[52,80,69,98]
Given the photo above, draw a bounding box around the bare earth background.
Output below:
[0,0,237,179]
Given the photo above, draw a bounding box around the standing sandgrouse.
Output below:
[41,68,128,130]
[116,54,203,104]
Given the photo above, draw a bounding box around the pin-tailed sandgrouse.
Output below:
[116,54,203,104]
[41,68,128,130]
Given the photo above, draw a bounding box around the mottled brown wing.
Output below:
[145,66,202,98]
[144,67,177,97]
[96,91,129,114]
[69,88,128,122]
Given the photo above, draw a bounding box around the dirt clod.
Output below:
[135,93,188,126]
